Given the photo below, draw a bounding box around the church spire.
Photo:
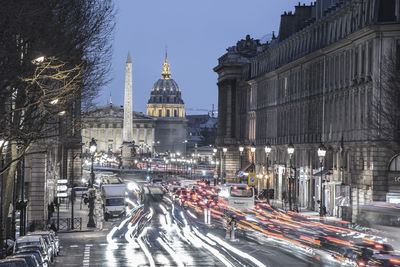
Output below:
[161,48,171,79]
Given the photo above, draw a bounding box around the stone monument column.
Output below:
[122,52,135,168]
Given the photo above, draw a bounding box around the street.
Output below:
[54,177,323,267]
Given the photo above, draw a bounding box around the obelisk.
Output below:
[122,52,134,167]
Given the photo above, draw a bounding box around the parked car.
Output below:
[0,258,28,267]
[9,254,39,267]
[13,245,48,266]
[28,232,56,260]
[14,250,47,267]
[13,236,46,255]
[1,239,15,257]
[48,231,60,256]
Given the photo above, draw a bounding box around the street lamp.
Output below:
[222,148,227,184]
[250,144,256,164]
[287,142,294,211]
[317,143,327,217]
[265,143,271,204]
[212,148,218,185]
[87,138,97,228]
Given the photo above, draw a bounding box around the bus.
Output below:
[218,184,255,212]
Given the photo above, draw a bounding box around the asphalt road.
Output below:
[54,189,323,266]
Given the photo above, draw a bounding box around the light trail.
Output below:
[137,227,155,267]
[207,233,267,267]
[156,237,185,267]
[106,227,118,249]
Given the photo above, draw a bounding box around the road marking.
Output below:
[83,244,91,266]
[70,245,79,248]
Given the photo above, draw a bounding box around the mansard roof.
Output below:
[83,104,155,121]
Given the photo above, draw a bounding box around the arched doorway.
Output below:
[387,154,400,203]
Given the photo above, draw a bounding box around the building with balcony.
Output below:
[214,0,400,221]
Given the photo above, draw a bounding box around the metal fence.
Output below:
[28,217,82,232]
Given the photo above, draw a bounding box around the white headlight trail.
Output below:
[156,237,185,267]
[137,227,155,267]
[207,233,267,267]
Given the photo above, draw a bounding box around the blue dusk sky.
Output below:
[99,0,299,114]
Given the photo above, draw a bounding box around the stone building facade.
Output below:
[82,104,155,156]
[214,0,400,221]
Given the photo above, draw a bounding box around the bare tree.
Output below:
[372,49,400,148]
[0,0,115,232]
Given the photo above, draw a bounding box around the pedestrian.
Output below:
[50,222,57,233]
[323,205,327,216]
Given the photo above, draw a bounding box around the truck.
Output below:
[101,183,126,221]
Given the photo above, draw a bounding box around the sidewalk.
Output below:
[49,195,102,232]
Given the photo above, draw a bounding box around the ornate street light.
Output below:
[250,144,256,164]
[87,138,97,228]
[238,146,244,182]
[317,143,327,217]
[287,142,294,211]
[265,143,272,204]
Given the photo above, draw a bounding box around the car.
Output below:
[8,254,39,267]
[368,254,400,267]
[13,236,46,255]
[13,245,49,265]
[28,232,56,260]
[340,243,396,267]
[48,231,60,256]
[0,258,28,267]
[73,187,88,198]
[14,250,48,267]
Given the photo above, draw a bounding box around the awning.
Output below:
[236,163,253,175]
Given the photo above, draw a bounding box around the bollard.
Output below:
[230,220,236,241]
[225,216,232,239]
[204,208,208,224]
[207,209,211,225]
[231,226,236,242]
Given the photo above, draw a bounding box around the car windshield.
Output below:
[16,246,42,253]
[105,198,124,206]
[230,187,253,197]
[16,241,40,248]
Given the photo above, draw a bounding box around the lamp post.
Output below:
[265,143,271,204]
[238,146,244,183]
[222,147,227,184]
[0,140,8,259]
[87,138,97,228]
[213,148,217,185]
[317,143,327,217]
[239,146,244,170]
[287,142,294,211]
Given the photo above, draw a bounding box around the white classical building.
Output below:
[81,104,155,156]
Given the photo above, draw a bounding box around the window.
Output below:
[389,155,400,171]
[174,109,178,117]
[166,109,170,117]
[158,109,162,117]
[378,0,396,22]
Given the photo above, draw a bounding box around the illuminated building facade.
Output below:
[215,0,400,221]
